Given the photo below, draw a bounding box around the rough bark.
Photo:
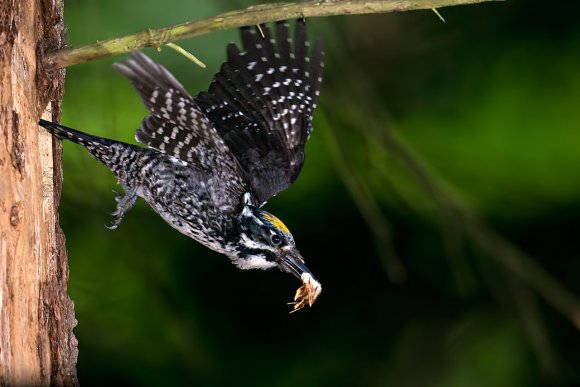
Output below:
[0,0,78,385]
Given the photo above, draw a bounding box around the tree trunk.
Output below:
[0,0,78,385]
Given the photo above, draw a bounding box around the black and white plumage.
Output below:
[196,21,324,205]
[39,20,324,311]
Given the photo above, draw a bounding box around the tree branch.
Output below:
[43,0,502,70]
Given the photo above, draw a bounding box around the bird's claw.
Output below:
[106,188,137,229]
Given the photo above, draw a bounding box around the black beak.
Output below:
[280,252,316,281]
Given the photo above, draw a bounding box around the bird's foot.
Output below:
[106,188,137,229]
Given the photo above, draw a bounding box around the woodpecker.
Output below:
[39,20,324,311]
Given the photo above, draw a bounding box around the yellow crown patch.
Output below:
[262,212,290,233]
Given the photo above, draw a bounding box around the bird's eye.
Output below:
[271,234,282,245]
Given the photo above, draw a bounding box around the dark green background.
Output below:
[59,0,580,385]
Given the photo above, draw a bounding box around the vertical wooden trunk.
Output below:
[0,0,78,385]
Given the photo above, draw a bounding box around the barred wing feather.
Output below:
[196,20,324,205]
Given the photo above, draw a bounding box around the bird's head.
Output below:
[235,205,321,310]
[235,205,308,276]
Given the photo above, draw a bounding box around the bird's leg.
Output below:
[107,185,137,229]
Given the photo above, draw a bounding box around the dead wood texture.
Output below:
[0,0,78,385]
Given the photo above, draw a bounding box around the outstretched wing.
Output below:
[195,20,324,205]
[113,52,240,175]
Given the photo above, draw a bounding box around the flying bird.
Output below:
[39,20,324,311]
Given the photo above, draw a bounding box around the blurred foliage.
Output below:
[59,0,580,385]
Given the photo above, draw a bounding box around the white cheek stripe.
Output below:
[236,256,277,271]
[240,233,274,252]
